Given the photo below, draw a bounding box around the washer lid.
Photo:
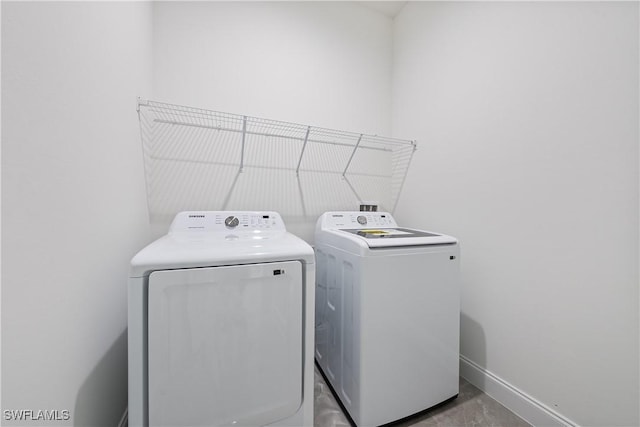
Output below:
[344,228,439,239]
[340,227,457,248]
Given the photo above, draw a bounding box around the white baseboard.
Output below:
[459,355,578,427]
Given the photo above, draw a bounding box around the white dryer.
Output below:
[314,211,459,427]
[128,211,315,427]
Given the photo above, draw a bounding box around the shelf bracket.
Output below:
[240,116,247,172]
[296,126,312,176]
[342,134,363,177]
[136,97,149,113]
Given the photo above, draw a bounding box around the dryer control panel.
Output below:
[321,212,398,229]
[169,211,285,233]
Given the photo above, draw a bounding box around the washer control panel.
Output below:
[170,211,284,233]
[323,211,397,229]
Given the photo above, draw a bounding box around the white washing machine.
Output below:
[128,211,315,427]
[314,211,460,427]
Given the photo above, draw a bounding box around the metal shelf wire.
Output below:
[137,98,416,222]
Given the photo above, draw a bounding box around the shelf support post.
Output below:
[342,134,363,177]
[296,126,312,176]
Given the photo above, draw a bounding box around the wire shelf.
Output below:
[137,98,416,222]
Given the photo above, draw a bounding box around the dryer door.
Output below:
[147,261,303,427]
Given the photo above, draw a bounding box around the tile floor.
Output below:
[314,366,531,427]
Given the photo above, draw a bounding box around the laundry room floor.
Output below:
[313,366,531,427]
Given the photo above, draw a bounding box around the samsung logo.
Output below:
[189,215,205,218]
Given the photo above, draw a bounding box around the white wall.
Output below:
[392,2,639,426]
[2,2,152,425]
[153,1,392,134]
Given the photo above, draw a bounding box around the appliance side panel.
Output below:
[128,276,147,427]
[326,253,342,384]
[341,260,355,407]
[302,261,316,427]
[315,245,363,424]
[315,248,328,365]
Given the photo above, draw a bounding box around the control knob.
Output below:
[357,215,367,225]
[225,216,240,228]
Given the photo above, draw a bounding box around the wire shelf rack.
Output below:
[137,98,416,222]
